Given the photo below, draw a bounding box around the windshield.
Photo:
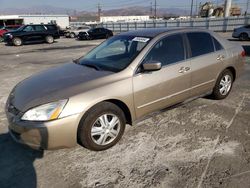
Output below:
[78,35,151,72]
[16,25,26,31]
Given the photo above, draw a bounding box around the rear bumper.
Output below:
[6,112,81,150]
[232,32,240,38]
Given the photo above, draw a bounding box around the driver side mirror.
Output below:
[142,60,162,72]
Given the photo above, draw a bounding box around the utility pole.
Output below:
[154,0,157,20]
[245,0,250,16]
[97,3,101,22]
[224,0,232,17]
[190,0,194,18]
[150,2,153,16]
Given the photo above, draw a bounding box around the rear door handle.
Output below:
[217,54,225,60]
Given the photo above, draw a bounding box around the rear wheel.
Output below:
[239,33,248,41]
[12,37,22,46]
[212,69,233,100]
[70,32,76,38]
[45,35,54,44]
[105,33,111,39]
[78,102,126,151]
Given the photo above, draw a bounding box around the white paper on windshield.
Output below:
[132,37,150,43]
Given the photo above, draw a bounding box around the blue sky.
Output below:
[0,0,247,11]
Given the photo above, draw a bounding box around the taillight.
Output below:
[241,50,246,57]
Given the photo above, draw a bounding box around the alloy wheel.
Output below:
[91,114,120,146]
[219,74,232,96]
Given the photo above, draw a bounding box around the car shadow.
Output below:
[0,133,44,188]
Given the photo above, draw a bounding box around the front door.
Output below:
[133,34,192,119]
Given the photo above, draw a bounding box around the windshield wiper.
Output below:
[81,63,101,71]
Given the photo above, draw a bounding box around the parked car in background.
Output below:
[6,28,245,151]
[232,25,250,41]
[78,27,113,40]
[4,24,60,46]
[0,25,22,42]
[65,26,91,38]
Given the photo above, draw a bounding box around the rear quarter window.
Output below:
[212,37,224,51]
[187,32,214,58]
[46,25,57,30]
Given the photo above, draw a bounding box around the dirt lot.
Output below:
[0,33,250,188]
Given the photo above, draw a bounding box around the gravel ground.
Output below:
[0,33,250,188]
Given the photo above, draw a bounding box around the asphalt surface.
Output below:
[0,34,250,188]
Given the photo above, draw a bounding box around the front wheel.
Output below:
[12,37,23,46]
[45,35,54,44]
[78,102,126,151]
[212,69,233,100]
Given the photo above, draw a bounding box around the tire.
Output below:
[212,69,234,100]
[239,33,248,41]
[0,36,3,43]
[45,35,54,44]
[70,33,76,38]
[105,33,111,39]
[12,37,22,46]
[78,102,126,151]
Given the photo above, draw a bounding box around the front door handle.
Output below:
[179,67,190,73]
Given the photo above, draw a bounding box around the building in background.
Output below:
[100,15,150,23]
[0,15,69,28]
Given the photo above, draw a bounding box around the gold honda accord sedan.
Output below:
[5,28,245,151]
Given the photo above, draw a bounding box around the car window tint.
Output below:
[34,25,46,31]
[187,32,214,57]
[212,37,224,51]
[46,25,57,30]
[144,34,185,66]
[23,26,34,32]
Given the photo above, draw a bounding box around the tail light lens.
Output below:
[241,50,246,57]
[240,50,246,65]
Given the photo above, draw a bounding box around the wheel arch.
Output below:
[225,66,236,81]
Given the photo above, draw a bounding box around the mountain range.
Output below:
[0,5,189,20]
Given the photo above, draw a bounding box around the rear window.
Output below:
[187,32,214,58]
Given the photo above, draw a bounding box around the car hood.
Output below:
[10,62,115,112]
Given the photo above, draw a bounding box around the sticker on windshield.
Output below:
[132,37,150,43]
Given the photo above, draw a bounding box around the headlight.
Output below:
[6,33,13,38]
[21,100,68,121]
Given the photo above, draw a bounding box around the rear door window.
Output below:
[187,32,214,58]
[34,25,46,31]
[144,34,185,66]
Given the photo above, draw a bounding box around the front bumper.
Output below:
[6,110,81,150]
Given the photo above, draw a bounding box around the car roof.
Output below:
[118,27,210,38]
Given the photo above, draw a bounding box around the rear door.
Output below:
[186,32,227,96]
[133,34,192,119]
[33,25,47,41]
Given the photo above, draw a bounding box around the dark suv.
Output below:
[4,24,60,46]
